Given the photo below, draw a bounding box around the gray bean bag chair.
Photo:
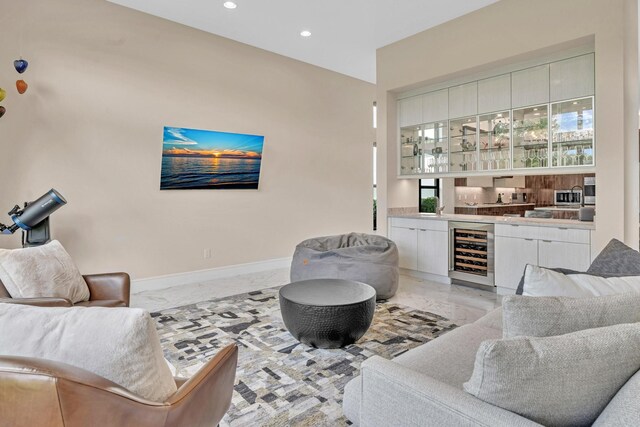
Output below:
[290,233,399,300]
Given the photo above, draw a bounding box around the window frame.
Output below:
[418,179,440,213]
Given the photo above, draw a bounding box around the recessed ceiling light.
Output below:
[533,108,538,111]
[572,101,578,105]
[223,1,237,9]
[300,30,312,37]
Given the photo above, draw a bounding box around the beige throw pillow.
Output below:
[0,304,178,402]
[464,323,640,427]
[0,240,89,303]
[502,293,640,338]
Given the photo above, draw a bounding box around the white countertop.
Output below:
[389,213,595,230]
[456,203,535,209]
[534,206,585,211]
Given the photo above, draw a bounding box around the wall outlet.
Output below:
[203,248,212,259]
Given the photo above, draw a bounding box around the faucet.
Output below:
[433,197,446,216]
[571,185,584,207]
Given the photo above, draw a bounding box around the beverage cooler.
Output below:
[448,222,495,287]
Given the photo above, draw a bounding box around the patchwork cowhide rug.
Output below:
[152,286,457,427]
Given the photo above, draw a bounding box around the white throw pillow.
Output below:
[502,293,640,338]
[0,304,178,402]
[522,264,640,297]
[0,240,90,303]
[464,323,640,427]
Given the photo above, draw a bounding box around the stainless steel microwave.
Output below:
[555,190,582,205]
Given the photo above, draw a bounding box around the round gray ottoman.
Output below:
[279,279,376,348]
[290,232,399,300]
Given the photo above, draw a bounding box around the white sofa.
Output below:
[342,307,640,426]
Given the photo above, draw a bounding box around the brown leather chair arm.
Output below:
[0,297,72,307]
[0,356,164,406]
[164,344,238,427]
[83,272,131,307]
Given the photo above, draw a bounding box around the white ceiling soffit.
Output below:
[106,0,498,83]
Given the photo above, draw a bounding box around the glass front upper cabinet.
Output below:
[551,97,594,167]
[512,105,549,169]
[399,125,421,175]
[449,116,478,173]
[421,121,448,174]
[478,111,511,171]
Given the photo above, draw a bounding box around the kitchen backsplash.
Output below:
[454,173,595,207]
[455,186,519,205]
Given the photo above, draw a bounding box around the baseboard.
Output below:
[132,257,292,293]
[400,268,452,285]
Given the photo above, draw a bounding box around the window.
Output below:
[372,101,377,230]
[419,179,440,213]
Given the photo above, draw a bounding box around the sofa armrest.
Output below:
[83,273,130,307]
[359,356,541,427]
[0,297,72,307]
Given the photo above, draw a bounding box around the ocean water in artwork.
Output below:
[161,156,262,189]
[160,126,264,190]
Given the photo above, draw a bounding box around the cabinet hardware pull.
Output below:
[409,228,416,230]
[511,225,520,227]
[542,240,552,243]
[524,238,534,241]
[419,229,426,231]
[558,227,568,230]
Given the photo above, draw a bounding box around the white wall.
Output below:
[376,0,639,253]
[0,0,375,279]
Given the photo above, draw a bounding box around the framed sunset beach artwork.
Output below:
[160,126,264,190]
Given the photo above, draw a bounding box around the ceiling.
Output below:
[106,0,498,83]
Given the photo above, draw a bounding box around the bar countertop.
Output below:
[388,213,595,230]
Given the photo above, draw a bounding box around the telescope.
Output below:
[0,189,67,247]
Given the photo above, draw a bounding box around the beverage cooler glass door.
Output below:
[448,222,495,287]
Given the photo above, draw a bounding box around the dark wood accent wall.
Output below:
[524,174,595,206]
[454,204,535,216]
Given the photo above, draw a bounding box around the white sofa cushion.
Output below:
[464,323,640,426]
[522,264,640,297]
[502,293,640,338]
[0,240,89,303]
[0,303,177,402]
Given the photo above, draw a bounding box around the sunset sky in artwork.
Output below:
[163,127,264,158]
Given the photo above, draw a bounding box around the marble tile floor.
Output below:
[131,268,501,325]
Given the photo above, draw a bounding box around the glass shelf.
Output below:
[512,105,549,169]
[478,111,511,171]
[449,116,478,172]
[400,122,448,174]
[551,97,594,167]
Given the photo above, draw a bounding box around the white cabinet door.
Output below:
[550,54,594,102]
[538,240,591,271]
[494,176,526,188]
[466,176,494,187]
[478,74,511,114]
[398,96,423,128]
[495,236,538,290]
[421,89,449,123]
[390,226,418,270]
[448,82,478,118]
[417,229,449,277]
[512,64,550,108]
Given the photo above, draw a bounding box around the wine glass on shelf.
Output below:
[539,147,547,167]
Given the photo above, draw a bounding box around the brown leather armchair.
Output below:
[0,344,238,427]
[0,272,130,307]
